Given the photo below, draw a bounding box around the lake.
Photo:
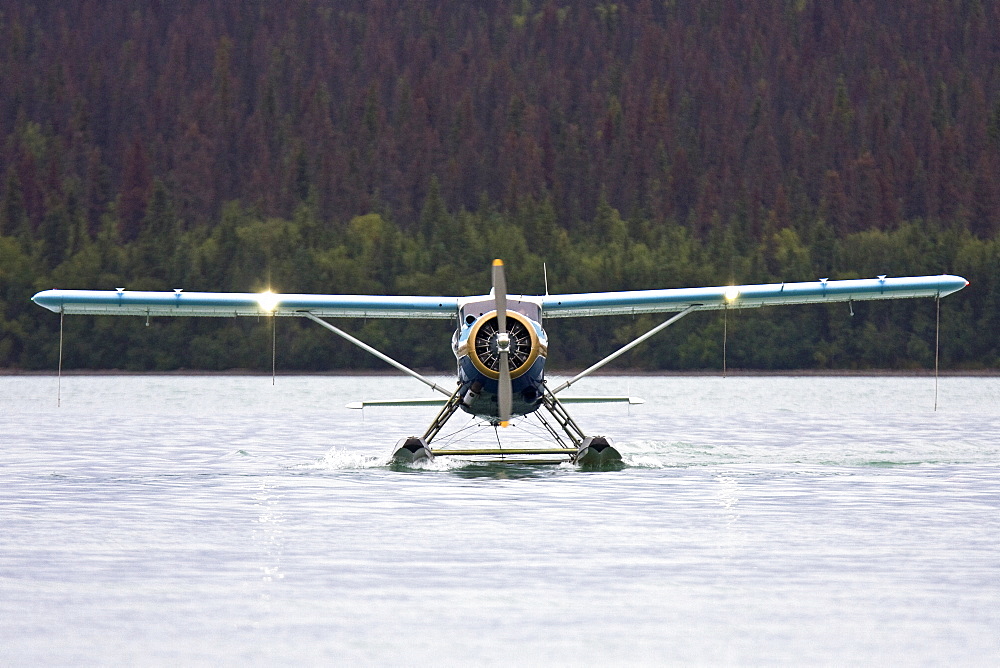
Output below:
[2,374,999,665]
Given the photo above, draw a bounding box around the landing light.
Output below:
[724,286,740,302]
[257,290,280,313]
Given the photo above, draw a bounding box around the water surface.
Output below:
[2,375,999,665]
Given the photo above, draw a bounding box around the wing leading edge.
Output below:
[32,274,967,320]
[539,275,968,318]
[31,289,460,319]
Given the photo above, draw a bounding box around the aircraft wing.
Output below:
[32,275,968,320]
[31,289,460,319]
[539,275,968,318]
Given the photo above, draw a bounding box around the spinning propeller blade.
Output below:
[493,259,507,333]
[492,259,512,425]
[498,347,511,425]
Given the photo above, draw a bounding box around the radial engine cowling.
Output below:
[467,310,542,380]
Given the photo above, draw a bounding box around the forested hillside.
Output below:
[2,0,999,371]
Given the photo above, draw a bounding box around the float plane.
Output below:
[33,263,968,467]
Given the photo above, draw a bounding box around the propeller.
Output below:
[492,259,512,426]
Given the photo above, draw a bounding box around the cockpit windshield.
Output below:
[459,298,541,325]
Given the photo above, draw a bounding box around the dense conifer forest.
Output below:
[1,0,999,371]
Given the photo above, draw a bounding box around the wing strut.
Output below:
[551,305,699,394]
[300,312,452,397]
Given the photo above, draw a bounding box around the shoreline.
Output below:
[2,368,998,377]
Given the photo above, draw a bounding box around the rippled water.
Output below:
[2,374,999,665]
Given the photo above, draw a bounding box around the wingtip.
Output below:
[31,289,62,312]
[492,258,504,266]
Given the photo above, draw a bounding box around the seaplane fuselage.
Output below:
[452,296,548,420]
